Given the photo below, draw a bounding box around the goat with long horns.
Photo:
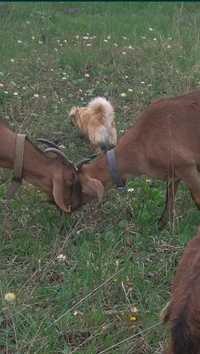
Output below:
[0,121,81,212]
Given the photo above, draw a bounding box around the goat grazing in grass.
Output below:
[69,90,200,225]
[162,228,200,354]
[0,121,81,212]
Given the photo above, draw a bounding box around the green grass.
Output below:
[1,2,200,353]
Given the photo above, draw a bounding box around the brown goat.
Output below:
[72,90,200,224]
[0,121,81,212]
[163,228,200,354]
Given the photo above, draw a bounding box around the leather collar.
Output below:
[106,148,126,191]
[14,133,26,181]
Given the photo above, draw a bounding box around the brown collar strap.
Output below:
[14,133,26,181]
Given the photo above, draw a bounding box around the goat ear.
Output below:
[52,177,71,213]
[81,176,104,202]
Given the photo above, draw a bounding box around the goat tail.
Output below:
[88,97,114,124]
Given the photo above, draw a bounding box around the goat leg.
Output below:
[178,166,200,210]
[159,178,180,228]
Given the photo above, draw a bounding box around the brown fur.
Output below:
[69,97,117,153]
[0,121,81,212]
[70,90,200,225]
[163,228,200,354]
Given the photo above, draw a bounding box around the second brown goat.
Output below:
[70,90,200,225]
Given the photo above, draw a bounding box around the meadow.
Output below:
[1,2,200,353]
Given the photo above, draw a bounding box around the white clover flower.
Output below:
[153,38,157,41]
[50,68,54,72]
[167,44,171,49]
[56,254,66,261]
[146,178,152,183]
[84,73,90,78]
[62,77,67,80]
[13,92,18,96]
[128,45,133,49]
[147,83,152,87]
[86,43,92,47]
[149,27,153,31]
[125,75,129,79]
[10,58,15,63]
[4,90,8,94]
[73,310,83,316]
[32,36,35,40]
[22,86,26,90]
[128,88,133,92]
[33,93,39,98]
[123,36,127,40]
[26,20,30,24]
[120,92,127,97]
[114,43,118,47]
[38,40,43,44]
[122,51,127,55]
[128,188,135,192]
[4,292,16,302]
[64,39,67,43]
[0,83,4,87]
[104,39,108,43]
[17,40,23,44]
[83,36,89,40]
[107,35,111,40]
[140,81,145,84]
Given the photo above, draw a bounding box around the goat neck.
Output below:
[0,123,53,194]
[81,128,143,188]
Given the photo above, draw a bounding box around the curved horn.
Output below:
[76,154,97,169]
[44,147,75,167]
[44,147,67,159]
[37,138,60,149]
